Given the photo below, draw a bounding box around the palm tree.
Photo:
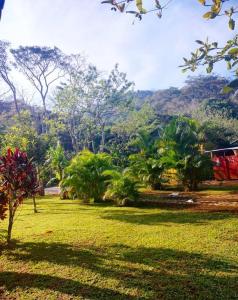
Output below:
[161,117,211,191]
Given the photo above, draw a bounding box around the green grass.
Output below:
[0,196,238,299]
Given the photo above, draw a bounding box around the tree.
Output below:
[55,63,133,153]
[0,187,8,221]
[129,153,166,189]
[0,41,20,115]
[46,142,68,183]
[191,104,238,149]
[161,117,211,191]
[109,104,158,165]
[86,64,133,152]
[0,149,38,244]
[11,46,66,114]
[103,170,139,206]
[2,111,52,165]
[62,150,113,203]
[54,60,99,152]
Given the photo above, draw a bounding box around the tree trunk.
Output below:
[33,196,38,213]
[7,201,14,245]
[100,125,105,152]
[92,140,96,154]
[36,165,45,196]
[42,94,47,115]
[12,89,20,116]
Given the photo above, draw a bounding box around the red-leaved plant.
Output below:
[0,189,8,220]
[0,149,38,244]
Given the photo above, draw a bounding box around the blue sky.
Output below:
[0,0,235,91]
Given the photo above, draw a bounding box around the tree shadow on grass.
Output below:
[0,271,137,300]
[1,241,238,299]
[100,210,235,225]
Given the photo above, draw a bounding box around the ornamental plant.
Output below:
[103,170,139,206]
[62,150,113,203]
[161,117,212,191]
[0,149,38,244]
[0,188,8,220]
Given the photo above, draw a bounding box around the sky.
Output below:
[0,0,235,92]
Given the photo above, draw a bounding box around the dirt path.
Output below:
[141,187,238,212]
[44,183,238,212]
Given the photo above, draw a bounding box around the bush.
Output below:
[128,153,166,190]
[104,170,139,206]
[0,188,8,221]
[161,117,212,191]
[0,148,38,244]
[62,150,113,203]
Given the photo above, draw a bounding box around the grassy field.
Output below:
[0,194,238,299]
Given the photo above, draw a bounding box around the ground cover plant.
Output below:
[0,191,237,300]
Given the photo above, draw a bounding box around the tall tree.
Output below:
[161,117,211,191]
[89,64,133,151]
[11,46,66,114]
[0,41,20,115]
[55,63,133,153]
[54,58,99,152]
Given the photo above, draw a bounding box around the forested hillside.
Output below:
[134,75,235,115]
[1,75,236,120]
[1,75,238,153]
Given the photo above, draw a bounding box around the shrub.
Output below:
[104,170,139,206]
[128,153,166,190]
[62,150,112,203]
[0,149,38,244]
[0,188,8,220]
[161,117,212,191]
[46,142,68,183]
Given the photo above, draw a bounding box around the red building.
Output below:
[207,147,238,180]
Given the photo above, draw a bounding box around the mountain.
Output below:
[134,75,232,115]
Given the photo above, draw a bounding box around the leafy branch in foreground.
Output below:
[198,0,238,30]
[181,1,238,90]
[101,0,237,24]
[181,36,238,93]
[101,0,173,21]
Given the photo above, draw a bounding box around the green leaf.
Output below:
[195,40,204,45]
[227,61,232,70]
[136,0,147,13]
[228,48,238,56]
[203,11,216,19]
[206,62,213,73]
[229,18,235,30]
[222,86,234,94]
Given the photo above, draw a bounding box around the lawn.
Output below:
[0,195,238,299]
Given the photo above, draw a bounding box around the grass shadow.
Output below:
[0,271,137,299]
[100,210,235,225]
[1,241,238,299]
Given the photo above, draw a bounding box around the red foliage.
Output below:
[0,189,8,220]
[0,148,39,219]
